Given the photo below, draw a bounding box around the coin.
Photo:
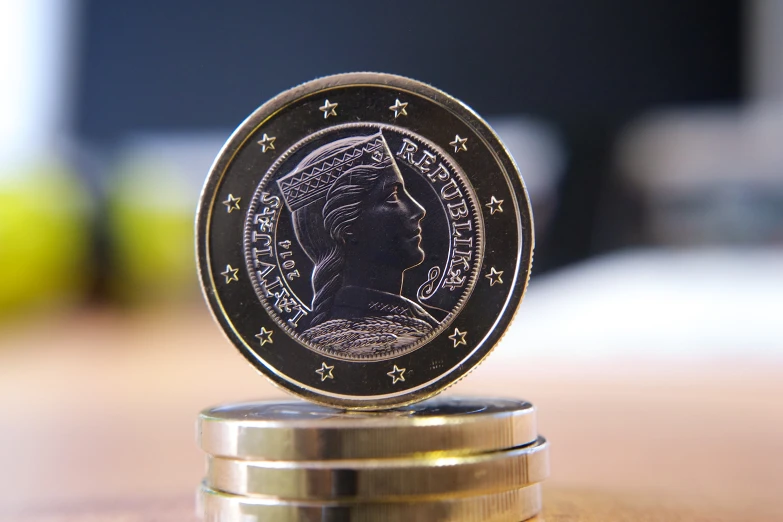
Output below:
[207,437,548,500]
[198,397,537,460]
[197,483,542,522]
[196,73,534,409]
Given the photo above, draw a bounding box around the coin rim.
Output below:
[198,398,537,460]
[196,72,535,409]
[198,482,542,522]
[206,437,548,500]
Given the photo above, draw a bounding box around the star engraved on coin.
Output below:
[220,264,240,284]
[319,99,338,119]
[449,327,468,347]
[222,194,241,213]
[315,362,334,381]
[389,99,408,118]
[486,196,504,215]
[387,365,406,384]
[257,133,276,153]
[255,326,274,346]
[449,134,468,153]
[486,267,504,286]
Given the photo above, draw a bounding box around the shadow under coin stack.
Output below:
[196,397,549,521]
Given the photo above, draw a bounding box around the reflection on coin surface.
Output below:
[198,397,537,460]
[207,437,548,500]
[198,483,542,522]
[196,73,534,409]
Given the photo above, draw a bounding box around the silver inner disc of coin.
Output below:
[244,123,483,361]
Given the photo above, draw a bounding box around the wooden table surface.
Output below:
[1,307,781,521]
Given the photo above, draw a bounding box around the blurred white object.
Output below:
[747,0,783,101]
[0,0,74,171]
[618,104,783,245]
[489,117,565,235]
[493,248,783,365]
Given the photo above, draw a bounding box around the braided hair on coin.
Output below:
[292,161,387,326]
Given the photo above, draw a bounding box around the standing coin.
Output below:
[198,397,537,460]
[196,73,534,409]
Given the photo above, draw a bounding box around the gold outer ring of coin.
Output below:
[197,483,542,522]
[198,398,537,460]
[206,436,548,500]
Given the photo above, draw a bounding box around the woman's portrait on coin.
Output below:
[278,133,439,358]
[243,124,484,362]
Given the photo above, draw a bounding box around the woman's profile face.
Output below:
[346,164,425,272]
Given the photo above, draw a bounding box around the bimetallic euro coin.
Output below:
[207,437,548,500]
[198,397,537,460]
[197,483,542,522]
[196,73,534,409]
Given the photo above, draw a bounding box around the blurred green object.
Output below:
[108,135,215,304]
[0,160,92,317]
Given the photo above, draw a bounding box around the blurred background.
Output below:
[1,0,781,519]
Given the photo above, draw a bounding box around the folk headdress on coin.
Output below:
[278,132,393,212]
[278,131,439,358]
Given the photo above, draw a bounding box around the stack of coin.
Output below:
[195,73,544,520]
[196,397,549,521]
